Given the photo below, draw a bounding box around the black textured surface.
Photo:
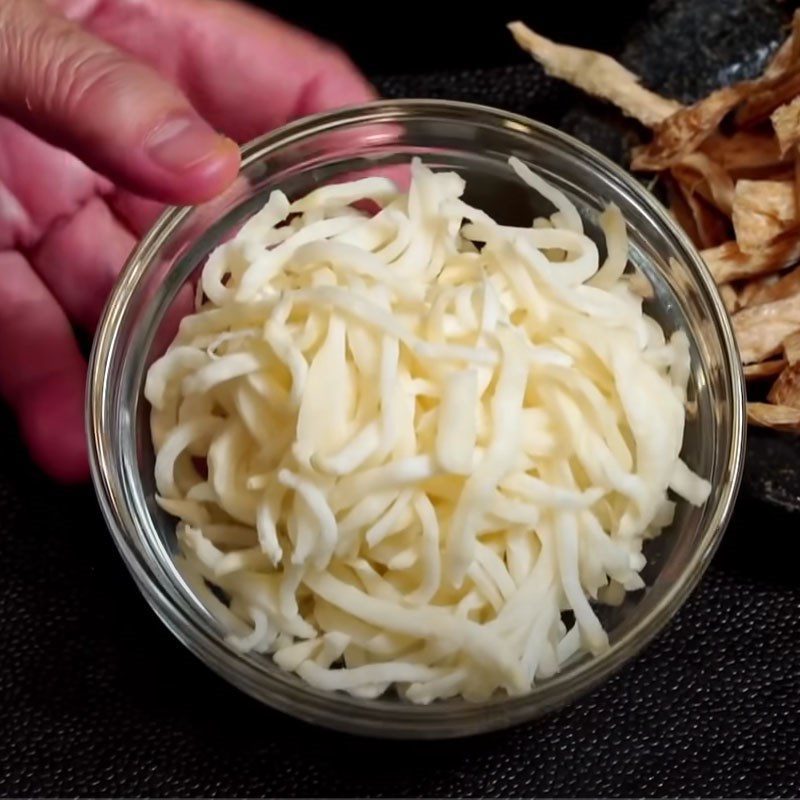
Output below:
[3,1,800,797]
[264,0,653,75]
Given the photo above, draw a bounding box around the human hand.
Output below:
[0,0,373,481]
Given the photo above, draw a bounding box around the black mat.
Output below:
[2,1,800,796]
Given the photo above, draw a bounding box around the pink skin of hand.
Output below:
[0,0,375,482]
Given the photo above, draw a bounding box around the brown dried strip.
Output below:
[765,38,795,79]
[768,361,800,408]
[738,264,800,308]
[736,12,800,127]
[638,20,800,169]
[701,131,787,177]
[764,12,800,77]
[783,331,800,364]
[743,359,787,380]
[718,283,740,314]
[737,275,774,308]
[672,152,735,215]
[771,95,800,155]
[794,146,800,222]
[701,235,800,283]
[733,292,800,363]
[631,84,751,171]
[736,63,800,128]
[673,178,729,249]
[508,22,682,127]
[731,179,796,253]
[747,401,800,430]
[783,330,800,363]
[667,176,703,247]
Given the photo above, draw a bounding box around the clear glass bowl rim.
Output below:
[87,98,747,739]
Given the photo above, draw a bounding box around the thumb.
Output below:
[0,0,240,204]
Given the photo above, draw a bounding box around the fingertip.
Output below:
[190,135,242,202]
[19,373,89,484]
[144,125,242,205]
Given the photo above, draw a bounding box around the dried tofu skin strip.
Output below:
[733,293,800,363]
[747,401,800,430]
[701,236,800,283]
[508,21,681,127]
[672,153,735,215]
[670,175,729,249]
[743,359,787,380]
[632,84,752,171]
[734,13,800,126]
[764,13,800,78]
[147,159,710,704]
[736,64,800,128]
[667,176,704,247]
[731,179,797,254]
[783,329,800,363]
[701,132,787,176]
[771,95,800,156]
[738,264,800,308]
[793,152,800,223]
[768,361,800,408]
[718,284,740,315]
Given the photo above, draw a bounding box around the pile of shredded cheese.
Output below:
[145,158,711,704]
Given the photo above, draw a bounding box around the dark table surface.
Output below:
[3,1,800,797]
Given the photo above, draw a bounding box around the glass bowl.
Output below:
[87,99,746,739]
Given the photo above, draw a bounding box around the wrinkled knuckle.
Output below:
[0,2,49,106]
[47,46,130,117]
[0,2,128,119]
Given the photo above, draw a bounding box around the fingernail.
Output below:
[145,115,235,173]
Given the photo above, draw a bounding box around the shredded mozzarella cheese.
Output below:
[146,158,711,704]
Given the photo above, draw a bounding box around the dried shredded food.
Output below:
[768,362,800,408]
[783,329,800,363]
[744,359,787,380]
[671,177,729,249]
[632,84,753,171]
[507,22,682,127]
[701,238,800,284]
[702,131,786,176]
[512,17,800,430]
[771,95,800,156]
[747,401,800,430]
[672,152,735,216]
[739,264,800,308]
[733,293,800,363]
[731,180,796,253]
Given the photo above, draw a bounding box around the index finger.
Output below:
[71,0,376,142]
